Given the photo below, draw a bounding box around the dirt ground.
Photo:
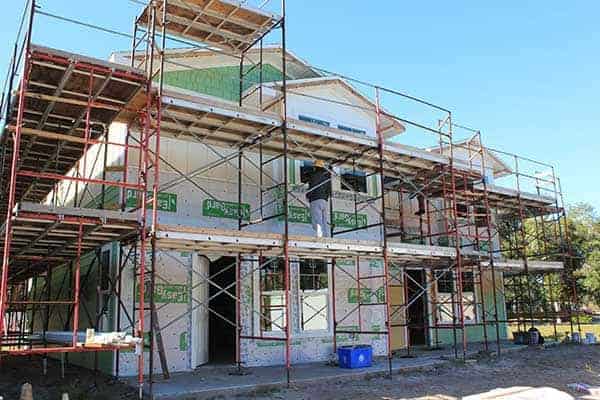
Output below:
[256,344,600,400]
[1,344,599,399]
[0,356,137,400]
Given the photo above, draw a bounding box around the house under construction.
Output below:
[0,0,581,398]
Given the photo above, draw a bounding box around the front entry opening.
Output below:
[406,269,428,346]
[208,256,237,364]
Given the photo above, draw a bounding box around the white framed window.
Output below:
[435,271,478,324]
[461,272,477,324]
[260,259,287,333]
[298,259,330,333]
[435,270,454,324]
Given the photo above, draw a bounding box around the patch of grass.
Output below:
[509,323,600,340]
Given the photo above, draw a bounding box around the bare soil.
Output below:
[1,344,599,399]
[256,344,600,400]
[0,356,136,400]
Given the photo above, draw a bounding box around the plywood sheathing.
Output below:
[137,0,280,54]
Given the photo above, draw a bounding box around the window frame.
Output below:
[297,259,333,336]
[258,258,288,337]
[460,272,478,324]
[434,271,479,325]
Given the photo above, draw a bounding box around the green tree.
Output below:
[498,202,600,311]
[569,203,600,307]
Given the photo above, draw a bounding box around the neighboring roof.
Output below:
[245,76,406,136]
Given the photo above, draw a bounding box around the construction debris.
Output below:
[41,330,141,349]
[83,329,140,348]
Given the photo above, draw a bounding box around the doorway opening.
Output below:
[208,256,237,364]
[406,269,428,346]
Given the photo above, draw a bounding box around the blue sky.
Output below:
[1,1,597,208]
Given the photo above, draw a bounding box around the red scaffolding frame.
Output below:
[0,0,162,398]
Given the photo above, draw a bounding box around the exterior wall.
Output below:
[431,270,509,346]
[31,242,118,375]
[113,254,389,373]
[239,257,387,367]
[32,107,510,377]
[385,194,444,246]
[33,53,514,376]
[286,84,377,139]
[71,128,389,241]
[46,122,129,208]
[117,250,195,377]
[111,256,508,375]
[33,246,509,376]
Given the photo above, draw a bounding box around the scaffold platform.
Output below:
[0,45,147,216]
[161,88,467,184]
[137,0,281,54]
[482,259,564,273]
[155,225,486,266]
[0,202,139,281]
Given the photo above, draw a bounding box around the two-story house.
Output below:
[18,45,560,376]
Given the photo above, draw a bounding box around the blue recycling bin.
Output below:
[337,345,373,369]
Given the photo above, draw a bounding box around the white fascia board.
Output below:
[287,120,374,147]
[384,143,448,165]
[288,239,382,253]
[482,259,564,271]
[476,183,555,204]
[162,95,282,127]
[156,230,281,247]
